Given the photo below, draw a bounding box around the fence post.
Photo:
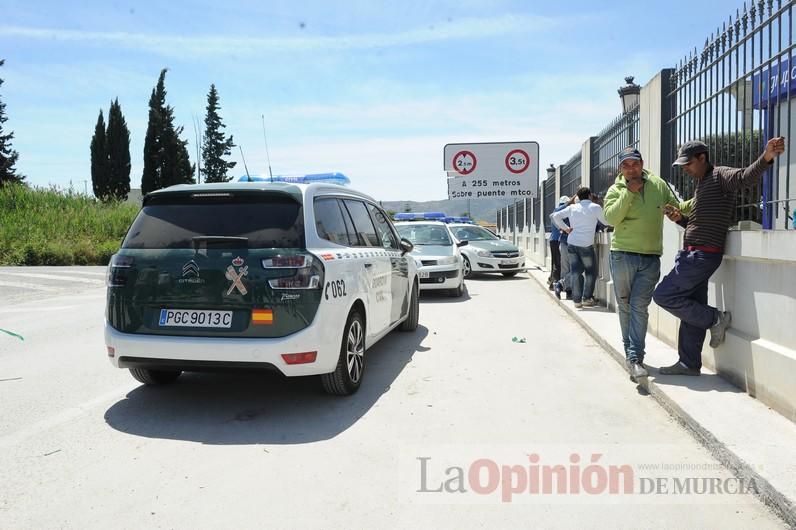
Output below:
[582,137,595,189]
[640,68,674,180]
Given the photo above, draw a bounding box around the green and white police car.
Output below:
[105,174,419,395]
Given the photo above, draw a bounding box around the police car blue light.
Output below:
[393,212,447,221]
[238,172,351,185]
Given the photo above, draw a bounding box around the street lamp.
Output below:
[618,76,640,114]
[546,164,555,180]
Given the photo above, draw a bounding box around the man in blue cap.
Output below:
[603,147,691,382]
[653,137,785,376]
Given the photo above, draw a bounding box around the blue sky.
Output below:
[2,0,745,201]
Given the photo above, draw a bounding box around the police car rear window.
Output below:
[122,193,305,249]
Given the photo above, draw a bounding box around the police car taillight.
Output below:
[106,254,134,287]
[266,254,323,290]
[262,255,311,268]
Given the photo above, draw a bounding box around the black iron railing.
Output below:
[666,0,794,228]
[592,107,640,199]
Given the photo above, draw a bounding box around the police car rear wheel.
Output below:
[129,368,182,385]
[322,311,365,395]
[462,256,472,278]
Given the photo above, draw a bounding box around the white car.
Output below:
[105,175,419,395]
[395,221,466,297]
[448,223,525,277]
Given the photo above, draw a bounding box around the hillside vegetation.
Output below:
[0,184,139,265]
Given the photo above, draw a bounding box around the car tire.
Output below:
[462,256,472,278]
[502,272,518,277]
[321,310,365,396]
[449,280,464,297]
[399,283,419,331]
[129,368,181,385]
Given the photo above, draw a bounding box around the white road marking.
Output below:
[0,272,104,285]
[0,386,134,449]
[0,280,62,292]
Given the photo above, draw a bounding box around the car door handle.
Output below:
[364,262,373,268]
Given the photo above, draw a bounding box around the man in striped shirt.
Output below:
[652,137,786,376]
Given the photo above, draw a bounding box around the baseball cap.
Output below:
[558,195,570,204]
[618,148,643,165]
[673,141,708,166]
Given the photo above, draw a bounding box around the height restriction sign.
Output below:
[443,141,539,200]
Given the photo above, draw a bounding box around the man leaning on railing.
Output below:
[652,137,786,376]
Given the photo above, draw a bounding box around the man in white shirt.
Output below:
[551,186,610,308]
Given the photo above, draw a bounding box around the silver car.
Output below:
[448,223,525,278]
[395,221,466,297]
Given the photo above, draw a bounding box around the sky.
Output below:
[1,0,748,201]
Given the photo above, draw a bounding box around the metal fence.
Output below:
[592,106,640,199]
[666,0,794,228]
[560,151,583,200]
[533,185,541,229]
[516,199,525,230]
[543,177,556,231]
[507,203,515,232]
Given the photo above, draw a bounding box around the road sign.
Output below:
[505,149,529,174]
[451,150,477,175]
[444,142,539,200]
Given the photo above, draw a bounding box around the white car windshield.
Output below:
[396,224,452,246]
[452,226,498,241]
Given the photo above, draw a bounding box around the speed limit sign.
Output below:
[505,149,530,174]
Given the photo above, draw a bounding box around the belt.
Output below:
[611,251,660,257]
[685,245,722,254]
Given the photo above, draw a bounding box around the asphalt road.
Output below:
[0,267,785,529]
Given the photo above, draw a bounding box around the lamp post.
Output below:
[618,76,640,146]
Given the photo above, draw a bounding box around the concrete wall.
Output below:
[503,68,796,424]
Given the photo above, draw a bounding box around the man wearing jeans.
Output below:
[603,148,691,381]
[653,137,785,376]
[551,187,609,309]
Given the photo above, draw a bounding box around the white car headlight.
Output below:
[414,258,423,268]
[437,256,457,265]
[518,248,525,257]
[476,249,491,258]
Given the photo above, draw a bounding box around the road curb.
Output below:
[526,270,796,527]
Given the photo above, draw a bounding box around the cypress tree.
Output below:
[90,110,108,198]
[0,59,25,187]
[141,69,193,193]
[201,84,236,183]
[106,98,131,200]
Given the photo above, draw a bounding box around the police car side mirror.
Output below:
[456,240,468,247]
[399,238,414,254]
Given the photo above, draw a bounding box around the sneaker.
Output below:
[709,311,732,348]
[658,361,700,376]
[629,362,649,380]
[574,301,583,309]
[582,297,596,307]
[553,281,562,299]
[565,291,572,300]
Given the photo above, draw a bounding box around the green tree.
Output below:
[106,98,131,201]
[201,84,236,183]
[141,69,194,194]
[90,110,108,198]
[0,59,25,187]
